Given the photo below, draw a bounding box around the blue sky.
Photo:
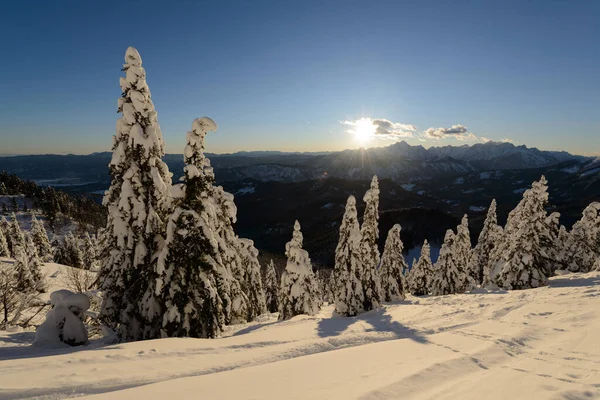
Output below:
[0,0,598,155]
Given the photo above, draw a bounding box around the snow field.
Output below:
[1,272,599,399]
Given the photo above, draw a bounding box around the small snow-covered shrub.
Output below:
[34,289,90,346]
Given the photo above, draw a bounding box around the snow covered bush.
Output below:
[333,196,364,316]
[407,240,434,296]
[279,221,320,320]
[34,289,90,346]
[359,176,383,311]
[379,224,409,302]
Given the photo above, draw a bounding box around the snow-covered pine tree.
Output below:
[430,230,468,296]
[25,234,45,292]
[237,238,267,321]
[13,243,33,293]
[333,195,364,316]
[278,221,320,320]
[155,117,227,339]
[98,47,173,341]
[0,223,9,257]
[562,202,600,272]
[470,200,503,285]
[553,225,570,271]
[82,232,99,271]
[64,232,84,269]
[454,215,476,292]
[30,214,52,262]
[492,176,558,290]
[379,224,409,302]
[360,176,383,311]
[263,259,279,313]
[7,214,25,256]
[407,240,434,296]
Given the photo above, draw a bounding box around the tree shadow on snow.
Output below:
[233,321,279,336]
[0,333,116,361]
[317,308,429,344]
[548,275,600,289]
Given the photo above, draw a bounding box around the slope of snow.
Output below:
[1,273,599,399]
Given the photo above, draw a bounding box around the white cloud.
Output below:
[421,124,477,141]
[341,118,416,139]
[480,137,492,143]
[500,137,516,143]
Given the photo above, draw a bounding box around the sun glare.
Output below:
[352,118,375,146]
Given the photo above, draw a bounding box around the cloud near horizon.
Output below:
[421,124,477,141]
[341,118,416,139]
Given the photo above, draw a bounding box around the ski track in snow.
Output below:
[1,273,599,400]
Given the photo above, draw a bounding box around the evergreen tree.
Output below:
[82,232,99,270]
[237,238,267,321]
[470,200,503,285]
[359,176,383,311]
[379,224,409,302]
[333,196,364,316]
[25,234,45,292]
[454,215,476,292]
[30,214,52,262]
[431,230,468,295]
[263,259,279,313]
[562,202,600,273]
[13,244,33,292]
[155,117,227,338]
[407,240,434,296]
[98,47,173,341]
[7,214,25,256]
[0,224,9,257]
[278,221,320,320]
[492,177,558,290]
[553,225,570,271]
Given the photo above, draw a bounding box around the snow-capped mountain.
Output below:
[0,141,587,185]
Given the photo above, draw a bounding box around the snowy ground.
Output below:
[1,272,600,399]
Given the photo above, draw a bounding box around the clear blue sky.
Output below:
[0,0,598,155]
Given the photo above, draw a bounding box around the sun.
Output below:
[352,118,376,145]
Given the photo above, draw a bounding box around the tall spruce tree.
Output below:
[333,196,364,316]
[379,224,409,302]
[237,238,267,321]
[30,214,52,262]
[360,176,383,311]
[430,230,467,295]
[25,234,45,292]
[82,232,99,271]
[407,240,434,296]
[279,221,320,320]
[98,47,173,341]
[13,244,33,293]
[8,214,25,256]
[470,200,502,285]
[0,223,9,257]
[263,259,279,313]
[454,215,476,292]
[562,202,600,272]
[492,177,558,290]
[155,117,228,338]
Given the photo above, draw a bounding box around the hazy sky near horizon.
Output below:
[0,0,599,156]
